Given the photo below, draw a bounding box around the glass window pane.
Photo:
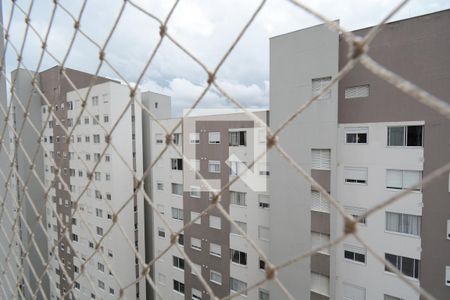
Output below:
[406,126,423,146]
[388,127,405,146]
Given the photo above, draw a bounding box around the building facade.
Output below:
[147,111,271,300]
[270,9,450,300]
[11,66,151,300]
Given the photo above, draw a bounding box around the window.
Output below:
[230,249,247,265]
[191,237,201,250]
[92,96,99,106]
[178,234,184,246]
[85,136,90,143]
[230,191,246,206]
[387,125,423,147]
[95,208,103,218]
[96,227,103,236]
[210,243,221,257]
[171,183,183,196]
[157,228,165,238]
[230,277,247,295]
[447,220,450,240]
[156,182,164,190]
[209,216,221,229]
[72,234,78,242]
[231,221,247,235]
[95,172,101,181]
[312,77,332,99]
[310,272,329,297]
[344,244,366,264]
[173,133,182,145]
[155,133,163,144]
[344,283,366,300]
[210,270,222,285]
[311,149,331,170]
[446,266,450,286]
[230,161,246,176]
[190,186,201,198]
[345,127,368,144]
[385,253,420,279]
[191,211,201,224]
[344,167,368,184]
[384,295,404,300]
[258,226,270,241]
[98,280,105,290]
[93,134,100,143]
[97,262,104,272]
[229,131,246,146]
[311,232,330,255]
[311,191,330,213]
[173,256,185,270]
[208,132,220,144]
[190,133,200,144]
[208,160,221,173]
[258,194,270,208]
[75,282,80,290]
[259,258,266,270]
[84,117,89,125]
[171,158,183,170]
[157,204,165,215]
[345,206,367,224]
[386,212,421,236]
[171,207,183,220]
[103,115,109,123]
[192,288,202,300]
[386,170,422,191]
[94,153,101,162]
[345,85,369,99]
[173,280,185,294]
[93,115,99,125]
[259,289,270,300]
[109,288,114,295]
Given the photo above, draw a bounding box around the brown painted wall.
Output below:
[339,10,450,298]
[183,120,253,300]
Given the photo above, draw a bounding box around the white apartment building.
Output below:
[270,9,450,300]
[146,111,271,300]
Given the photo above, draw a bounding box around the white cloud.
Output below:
[2,0,450,116]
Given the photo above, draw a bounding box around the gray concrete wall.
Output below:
[141,91,171,300]
[269,23,339,299]
[10,69,49,300]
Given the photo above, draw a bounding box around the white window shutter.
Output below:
[345,85,370,99]
[311,149,331,170]
[344,167,368,182]
[310,273,329,297]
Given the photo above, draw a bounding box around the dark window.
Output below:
[406,126,423,146]
[230,249,247,265]
[171,158,183,170]
[344,250,366,263]
[384,253,420,279]
[229,131,247,146]
[346,132,367,144]
[173,280,185,294]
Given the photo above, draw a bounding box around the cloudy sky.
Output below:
[2,0,450,116]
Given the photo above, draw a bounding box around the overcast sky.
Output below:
[2,0,450,116]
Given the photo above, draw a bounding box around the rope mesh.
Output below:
[0,0,448,300]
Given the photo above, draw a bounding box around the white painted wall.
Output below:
[336,121,424,300]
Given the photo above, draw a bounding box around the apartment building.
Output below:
[270,9,450,300]
[10,66,154,300]
[146,111,271,300]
